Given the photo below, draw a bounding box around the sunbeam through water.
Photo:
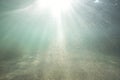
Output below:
[0,0,120,80]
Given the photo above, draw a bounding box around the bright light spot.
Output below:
[33,0,71,43]
[34,0,72,15]
[94,0,100,3]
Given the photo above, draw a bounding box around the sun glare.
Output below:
[32,0,73,42]
[34,0,72,15]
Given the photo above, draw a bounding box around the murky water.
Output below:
[0,0,120,80]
